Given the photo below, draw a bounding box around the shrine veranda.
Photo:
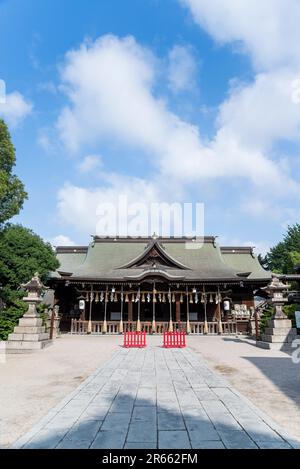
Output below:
[49,235,280,336]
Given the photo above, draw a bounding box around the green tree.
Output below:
[289,251,300,269]
[0,224,59,340]
[262,224,300,274]
[0,119,27,225]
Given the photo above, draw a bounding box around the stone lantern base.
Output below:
[256,318,297,350]
[5,273,53,353]
[5,314,51,354]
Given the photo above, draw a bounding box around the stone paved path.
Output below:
[12,345,300,449]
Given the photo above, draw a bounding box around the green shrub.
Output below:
[259,303,300,335]
[259,305,274,334]
[0,300,51,341]
[0,223,59,341]
[283,303,300,329]
[37,303,50,327]
[0,300,27,340]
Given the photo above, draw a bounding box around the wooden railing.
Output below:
[71,319,88,334]
[71,319,238,335]
[190,322,206,334]
[153,322,169,334]
[123,321,136,332]
[189,322,224,334]
[91,321,102,333]
[140,321,152,333]
[71,320,120,334]
[222,321,237,334]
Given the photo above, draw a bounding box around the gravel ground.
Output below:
[187,335,300,441]
[0,335,121,448]
[1,334,299,448]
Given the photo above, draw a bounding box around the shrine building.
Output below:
[49,235,272,335]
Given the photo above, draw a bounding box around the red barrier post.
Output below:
[123,331,146,348]
[163,331,186,348]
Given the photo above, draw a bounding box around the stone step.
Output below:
[265,327,297,335]
[7,333,50,342]
[256,340,294,351]
[5,340,52,351]
[14,326,46,334]
[261,333,297,343]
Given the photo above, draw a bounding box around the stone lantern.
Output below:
[257,275,297,350]
[6,273,52,353]
[262,276,290,319]
[21,273,45,315]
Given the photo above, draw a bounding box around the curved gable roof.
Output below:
[51,237,272,282]
[117,239,190,270]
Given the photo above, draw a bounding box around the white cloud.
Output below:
[0,91,32,127]
[168,45,197,92]
[56,34,294,193]
[50,235,76,246]
[37,81,58,94]
[37,130,52,152]
[77,154,103,173]
[180,0,300,71]
[218,70,300,151]
[280,207,300,231]
[244,241,271,256]
[57,35,159,153]
[57,173,161,235]
[175,1,300,198]
[52,28,300,245]
[0,79,5,104]
[239,198,300,240]
[240,197,274,219]
[219,235,270,256]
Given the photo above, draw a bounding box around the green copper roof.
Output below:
[51,247,87,278]
[51,237,271,283]
[220,247,271,280]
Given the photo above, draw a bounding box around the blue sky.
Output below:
[1,0,300,253]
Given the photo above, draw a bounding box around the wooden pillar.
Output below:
[152,282,156,333]
[87,285,93,334]
[203,285,208,334]
[128,301,133,322]
[103,286,108,333]
[136,288,141,331]
[168,288,173,332]
[119,285,124,333]
[176,298,181,322]
[186,286,191,333]
[217,285,223,334]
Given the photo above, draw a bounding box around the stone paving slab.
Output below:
[12,345,300,449]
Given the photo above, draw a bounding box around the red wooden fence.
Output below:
[163,331,186,348]
[124,331,146,348]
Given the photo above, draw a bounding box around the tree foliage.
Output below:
[260,303,299,335]
[0,224,59,297]
[261,224,300,274]
[0,119,27,225]
[0,300,27,341]
[0,120,59,340]
[0,224,59,340]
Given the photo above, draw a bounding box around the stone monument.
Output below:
[6,273,52,353]
[256,276,297,350]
